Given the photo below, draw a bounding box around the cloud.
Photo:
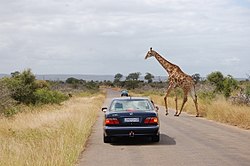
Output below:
[222,57,241,65]
[0,0,250,77]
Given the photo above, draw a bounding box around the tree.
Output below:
[114,73,123,87]
[126,72,141,81]
[144,72,154,83]
[207,72,238,98]
[5,69,37,104]
[11,71,20,77]
[1,69,69,115]
[192,73,201,84]
[86,80,99,90]
[223,75,238,98]
[125,72,141,89]
[207,71,224,92]
[66,77,80,84]
[114,73,123,81]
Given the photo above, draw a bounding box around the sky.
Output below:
[0,0,250,78]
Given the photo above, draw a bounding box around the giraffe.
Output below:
[145,47,199,117]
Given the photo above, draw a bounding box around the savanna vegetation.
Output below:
[0,68,249,165]
[0,69,104,166]
[0,93,104,166]
[0,69,100,116]
[113,71,250,129]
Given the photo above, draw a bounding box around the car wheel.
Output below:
[152,135,160,142]
[103,135,111,143]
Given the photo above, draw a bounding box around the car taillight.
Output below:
[105,118,120,125]
[144,117,158,124]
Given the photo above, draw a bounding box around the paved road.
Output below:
[77,89,250,166]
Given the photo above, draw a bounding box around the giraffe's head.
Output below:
[145,47,155,59]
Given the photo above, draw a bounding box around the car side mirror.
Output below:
[102,107,107,112]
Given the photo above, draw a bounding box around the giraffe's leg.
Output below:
[194,95,199,117]
[174,90,178,116]
[190,88,199,117]
[176,92,188,116]
[164,85,173,116]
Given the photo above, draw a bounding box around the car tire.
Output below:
[103,135,111,143]
[152,135,160,142]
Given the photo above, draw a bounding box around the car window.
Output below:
[110,99,154,111]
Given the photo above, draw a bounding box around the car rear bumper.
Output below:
[104,125,160,137]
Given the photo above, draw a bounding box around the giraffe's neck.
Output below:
[153,52,177,75]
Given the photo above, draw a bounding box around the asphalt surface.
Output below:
[77,89,250,166]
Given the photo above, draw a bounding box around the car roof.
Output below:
[112,97,151,101]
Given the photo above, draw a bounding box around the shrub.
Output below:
[198,91,216,103]
[124,80,140,89]
[245,85,250,98]
[35,80,50,89]
[207,71,224,92]
[4,69,37,104]
[2,69,69,109]
[169,88,184,98]
[85,80,99,90]
[0,80,16,114]
[34,88,69,105]
[66,77,81,84]
[223,75,238,98]
[144,72,154,83]
[2,107,20,117]
[114,73,123,87]
[207,72,238,98]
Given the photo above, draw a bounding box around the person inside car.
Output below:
[121,90,129,97]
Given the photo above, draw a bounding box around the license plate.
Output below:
[124,118,139,122]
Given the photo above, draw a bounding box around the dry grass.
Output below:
[185,96,250,129]
[132,93,250,130]
[0,94,105,166]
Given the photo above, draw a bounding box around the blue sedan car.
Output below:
[102,97,160,143]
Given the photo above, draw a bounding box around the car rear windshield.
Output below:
[109,99,154,112]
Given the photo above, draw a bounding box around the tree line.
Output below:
[1,69,249,116]
[63,71,250,101]
[109,71,250,103]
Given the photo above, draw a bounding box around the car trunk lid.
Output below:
[106,111,157,126]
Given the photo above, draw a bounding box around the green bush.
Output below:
[3,107,20,117]
[66,77,80,84]
[223,75,238,98]
[0,80,16,115]
[4,69,37,104]
[207,71,224,92]
[198,91,216,103]
[34,88,69,105]
[35,80,50,89]
[144,72,154,83]
[85,81,99,90]
[2,69,69,108]
[124,80,140,89]
[169,88,183,98]
[207,72,238,98]
[245,85,250,98]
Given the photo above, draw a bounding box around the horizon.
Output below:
[0,73,248,82]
